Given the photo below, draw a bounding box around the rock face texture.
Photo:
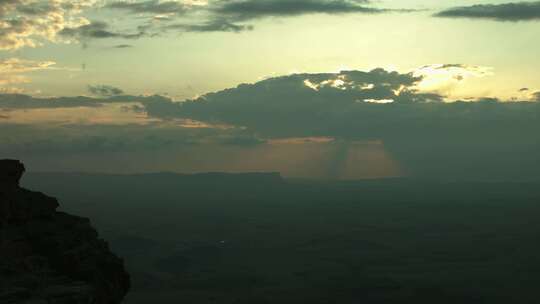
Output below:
[0,159,130,303]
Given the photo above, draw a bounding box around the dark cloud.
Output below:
[143,68,442,137]
[106,0,390,20]
[3,67,540,180]
[105,0,252,35]
[106,94,173,104]
[519,87,530,92]
[106,0,189,15]
[113,44,134,48]
[435,2,540,21]
[102,0,410,35]
[60,21,145,40]
[212,0,386,21]
[140,68,540,180]
[0,94,102,109]
[534,91,540,101]
[88,85,124,97]
[165,20,254,33]
[0,93,172,109]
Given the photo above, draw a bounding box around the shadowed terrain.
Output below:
[0,161,130,304]
[21,172,540,304]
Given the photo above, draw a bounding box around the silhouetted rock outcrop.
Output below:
[0,159,130,303]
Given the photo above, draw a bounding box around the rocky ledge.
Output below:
[0,159,130,304]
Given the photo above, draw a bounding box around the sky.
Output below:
[1,0,540,179]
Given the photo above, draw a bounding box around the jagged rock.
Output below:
[0,160,130,304]
[0,159,24,188]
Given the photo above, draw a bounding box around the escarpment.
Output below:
[0,159,130,303]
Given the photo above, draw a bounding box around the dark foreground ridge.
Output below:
[0,160,130,303]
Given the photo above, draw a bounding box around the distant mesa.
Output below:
[0,159,130,303]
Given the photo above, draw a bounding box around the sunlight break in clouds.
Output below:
[300,65,494,101]
[363,99,394,104]
[413,64,493,98]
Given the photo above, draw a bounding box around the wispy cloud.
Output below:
[88,84,125,97]
[0,58,56,92]
[59,21,145,41]
[106,0,199,15]
[211,0,386,22]
[163,19,254,33]
[0,0,419,49]
[100,0,414,36]
[435,1,540,21]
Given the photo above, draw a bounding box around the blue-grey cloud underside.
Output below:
[212,0,385,21]
[435,1,540,21]
[0,93,169,109]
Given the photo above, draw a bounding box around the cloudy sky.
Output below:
[1,0,540,179]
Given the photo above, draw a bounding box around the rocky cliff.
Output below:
[0,159,130,303]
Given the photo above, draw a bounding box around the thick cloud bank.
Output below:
[144,69,443,137]
[2,68,539,180]
[142,69,540,180]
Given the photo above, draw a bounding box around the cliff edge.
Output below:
[0,159,130,303]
